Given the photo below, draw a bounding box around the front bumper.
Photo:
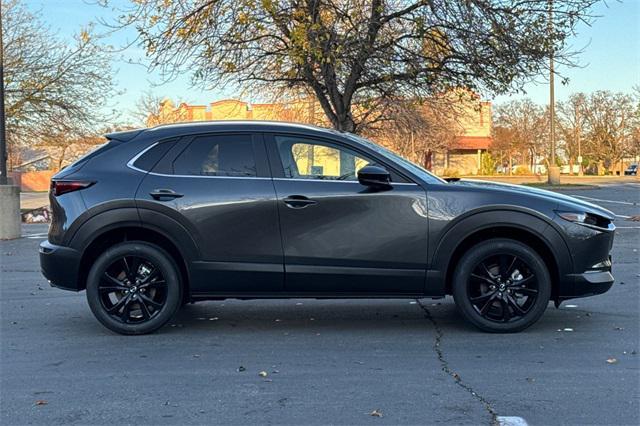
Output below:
[560,256,615,300]
[39,240,82,291]
[567,270,615,298]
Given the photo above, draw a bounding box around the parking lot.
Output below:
[1,183,639,425]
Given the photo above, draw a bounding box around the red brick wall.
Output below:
[9,170,55,192]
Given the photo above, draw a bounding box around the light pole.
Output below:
[0,1,7,185]
[547,0,561,184]
[0,2,22,240]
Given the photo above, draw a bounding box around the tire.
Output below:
[86,241,182,335]
[452,238,551,333]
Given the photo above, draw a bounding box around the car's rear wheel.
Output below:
[86,241,181,335]
[452,238,551,333]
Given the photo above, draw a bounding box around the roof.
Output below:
[452,136,492,150]
[140,120,344,139]
[103,120,345,144]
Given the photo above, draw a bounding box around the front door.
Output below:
[266,134,428,294]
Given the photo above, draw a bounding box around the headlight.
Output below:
[556,211,613,230]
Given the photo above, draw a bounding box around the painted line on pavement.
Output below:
[573,195,637,206]
[23,233,48,239]
[497,416,529,426]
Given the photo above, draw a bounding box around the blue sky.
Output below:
[25,0,640,123]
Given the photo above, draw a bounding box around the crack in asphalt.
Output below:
[416,299,499,426]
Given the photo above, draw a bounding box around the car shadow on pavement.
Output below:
[134,298,583,337]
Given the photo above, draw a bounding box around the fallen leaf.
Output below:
[35,400,48,406]
[369,409,383,417]
[259,371,268,377]
[606,358,618,364]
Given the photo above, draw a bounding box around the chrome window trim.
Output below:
[272,177,418,186]
[126,142,159,174]
[128,143,419,185]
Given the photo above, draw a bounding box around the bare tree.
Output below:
[371,97,459,169]
[556,93,587,174]
[492,99,549,172]
[491,125,518,175]
[582,91,637,174]
[132,91,189,127]
[108,0,597,134]
[3,0,114,167]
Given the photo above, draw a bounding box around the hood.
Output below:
[451,179,616,220]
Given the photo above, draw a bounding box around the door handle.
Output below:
[283,195,317,209]
[149,189,184,200]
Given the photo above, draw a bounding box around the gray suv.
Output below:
[40,121,616,335]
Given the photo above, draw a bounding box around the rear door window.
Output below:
[171,134,257,177]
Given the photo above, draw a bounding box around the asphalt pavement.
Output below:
[1,183,639,425]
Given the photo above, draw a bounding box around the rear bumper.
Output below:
[39,240,82,291]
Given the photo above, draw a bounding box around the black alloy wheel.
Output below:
[99,255,168,324]
[453,239,551,333]
[86,241,181,335]
[467,253,538,323]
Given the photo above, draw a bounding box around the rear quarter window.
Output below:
[132,139,178,171]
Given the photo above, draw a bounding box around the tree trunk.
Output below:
[568,157,574,176]
[424,150,433,171]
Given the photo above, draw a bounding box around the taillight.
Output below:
[51,180,95,196]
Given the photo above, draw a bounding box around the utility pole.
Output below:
[547,0,560,184]
[0,1,7,185]
[0,2,21,240]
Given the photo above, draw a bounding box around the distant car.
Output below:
[40,121,616,335]
[624,164,638,176]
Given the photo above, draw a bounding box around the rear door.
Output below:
[135,132,283,295]
[265,133,428,294]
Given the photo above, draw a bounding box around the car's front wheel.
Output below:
[86,241,182,335]
[452,239,551,333]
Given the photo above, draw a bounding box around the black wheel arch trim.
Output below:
[68,206,200,264]
[428,206,573,297]
[63,200,139,246]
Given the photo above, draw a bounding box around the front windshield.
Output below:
[344,133,446,184]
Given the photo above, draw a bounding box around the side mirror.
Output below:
[357,165,391,188]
